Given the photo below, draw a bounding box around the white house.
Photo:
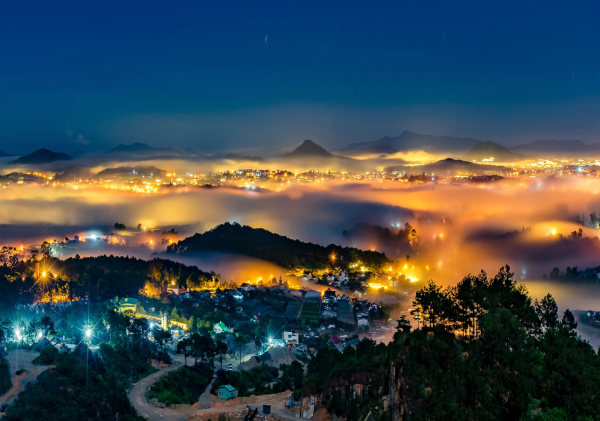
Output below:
[240,283,255,292]
[213,321,231,335]
[283,331,299,344]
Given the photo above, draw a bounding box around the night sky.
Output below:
[1,0,599,153]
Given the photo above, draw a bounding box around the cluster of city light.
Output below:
[368,283,388,290]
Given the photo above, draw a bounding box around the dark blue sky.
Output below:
[1,0,600,153]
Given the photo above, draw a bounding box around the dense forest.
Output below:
[300,266,600,421]
[342,221,418,255]
[167,222,390,269]
[148,365,213,406]
[0,355,10,396]
[4,350,143,421]
[2,306,175,420]
[0,254,218,305]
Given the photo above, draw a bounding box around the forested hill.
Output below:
[0,255,219,306]
[299,266,600,421]
[167,222,390,269]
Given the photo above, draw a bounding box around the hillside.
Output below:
[509,139,600,157]
[344,144,398,156]
[9,148,72,165]
[338,131,482,154]
[223,153,269,163]
[52,165,89,182]
[167,222,390,269]
[0,150,13,157]
[462,141,525,162]
[385,158,508,175]
[94,166,165,178]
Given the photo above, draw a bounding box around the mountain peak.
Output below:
[462,141,524,162]
[284,140,333,157]
[338,131,482,154]
[9,148,72,165]
[106,143,154,153]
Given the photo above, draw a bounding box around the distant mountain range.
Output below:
[338,131,482,155]
[343,144,398,156]
[6,133,600,169]
[106,143,179,156]
[508,139,600,155]
[338,131,600,159]
[10,148,72,165]
[462,141,526,162]
[223,153,269,163]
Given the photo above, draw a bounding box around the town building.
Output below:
[116,297,138,313]
[283,331,299,344]
[218,385,238,400]
[213,321,231,335]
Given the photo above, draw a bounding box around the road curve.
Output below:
[0,349,49,414]
[130,362,194,421]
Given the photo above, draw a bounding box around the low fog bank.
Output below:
[522,281,600,350]
[3,174,600,285]
[0,145,493,176]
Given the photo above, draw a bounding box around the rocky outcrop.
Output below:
[301,395,321,419]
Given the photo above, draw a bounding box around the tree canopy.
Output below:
[167,222,390,269]
[300,265,600,421]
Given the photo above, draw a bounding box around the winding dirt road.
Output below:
[0,349,49,414]
[130,354,298,421]
[130,361,193,421]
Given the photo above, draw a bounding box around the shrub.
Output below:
[0,355,10,395]
[32,347,58,365]
[147,365,213,406]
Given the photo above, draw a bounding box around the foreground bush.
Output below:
[147,365,213,406]
[5,351,142,421]
[0,355,10,396]
[32,347,58,365]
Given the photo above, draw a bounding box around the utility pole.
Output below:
[129,357,133,399]
[86,293,90,389]
[291,377,294,407]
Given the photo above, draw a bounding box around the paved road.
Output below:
[0,349,48,412]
